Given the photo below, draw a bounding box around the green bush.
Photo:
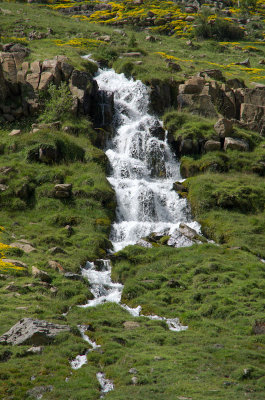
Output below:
[194,15,245,41]
[39,82,73,123]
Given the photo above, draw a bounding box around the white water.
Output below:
[80,260,187,332]
[97,372,114,398]
[95,69,200,251]
[70,325,101,370]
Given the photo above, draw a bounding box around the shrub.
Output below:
[39,82,73,123]
[194,15,244,41]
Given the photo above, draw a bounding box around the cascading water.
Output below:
[95,69,200,252]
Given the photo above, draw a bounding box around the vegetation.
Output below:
[0,1,265,399]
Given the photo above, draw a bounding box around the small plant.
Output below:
[39,82,73,123]
[128,33,137,48]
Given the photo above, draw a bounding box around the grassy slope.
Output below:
[0,1,265,400]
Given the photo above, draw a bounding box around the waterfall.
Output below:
[95,69,200,252]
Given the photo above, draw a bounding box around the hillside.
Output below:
[0,1,265,399]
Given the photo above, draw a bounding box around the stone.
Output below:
[149,121,165,140]
[32,266,52,283]
[27,346,43,355]
[16,183,33,200]
[121,52,142,57]
[235,58,250,67]
[131,376,138,385]
[200,69,224,81]
[145,35,156,42]
[9,129,21,136]
[54,183,72,198]
[61,62,73,81]
[0,52,17,85]
[42,59,61,85]
[136,239,152,248]
[0,318,70,345]
[167,61,181,71]
[64,272,84,281]
[31,60,41,74]
[27,385,53,399]
[259,59,265,65]
[10,241,36,254]
[48,260,65,273]
[0,184,8,192]
[123,321,140,330]
[214,118,233,138]
[65,224,73,236]
[1,259,28,270]
[38,71,53,90]
[173,182,188,193]
[26,72,40,90]
[204,140,221,152]
[98,35,111,42]
[5,283,20,292]
[129,368,138,374]
[179,76,205,94]
[226,78,246,89]
[39,145,57,164]
[224,137,249,152]
[178,223,198,240]
[49,246,66,255]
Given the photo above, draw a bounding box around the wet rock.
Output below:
[0,318,70,345]
[136,239,152,248]
[123,321,140,330]
[178,223,198,240]
[26,385,53,399]
[224,137,249,152]
[64,272,84,282]
[173,181,188,193]
[204,140,221,152]
[32,266,52,283]
[214,118,233,138]
[149,121,165,140]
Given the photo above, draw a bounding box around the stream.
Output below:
[70,69,200,396]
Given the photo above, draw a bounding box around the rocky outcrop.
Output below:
[0,51,113,130]
[0,318,70,345]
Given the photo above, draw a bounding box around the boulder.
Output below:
[48,246,66,255]
[149,121,165,140]
[0,318,70,345]
[42,59,61,85]
[178,223,198,240]
[199,69,224,81]
[64,272,84,281]
[123,321,140,330]
[48,260,65,273]
[38,71,53,90]
[32,266,52,283]
[214,118,233,138]
[204,140,221,152]
[235,58,250,67]
[136,239,152,248]
[10,241,36,253]
[0,184,8,192]
[9,129,21,136]
[179,77,205,94]
[27,346,44,355]
[173,181,188,193]
[224,137,249,152]
[39,145,58,164]
[1,259,28,270]
[53,183,72,198]
[26,72,40,90]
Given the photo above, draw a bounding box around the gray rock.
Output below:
[54,183,72,199]
[10,241,36,253]
[9,129,21,136]
[136,239,152,248]
[204,140,221,152]
[64,272,84,281]
[178,223,198,240]
[48,246,66,255]
[0,184,8,192]
[1,259,28,270]
[27,346,43,355]
[214,118,233,138]
[129,368,138,374]
[48,260,65,273]
[224,137,249,152]
[32,266,52,283]
[0,318,70,345]
[27,385,53,399]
